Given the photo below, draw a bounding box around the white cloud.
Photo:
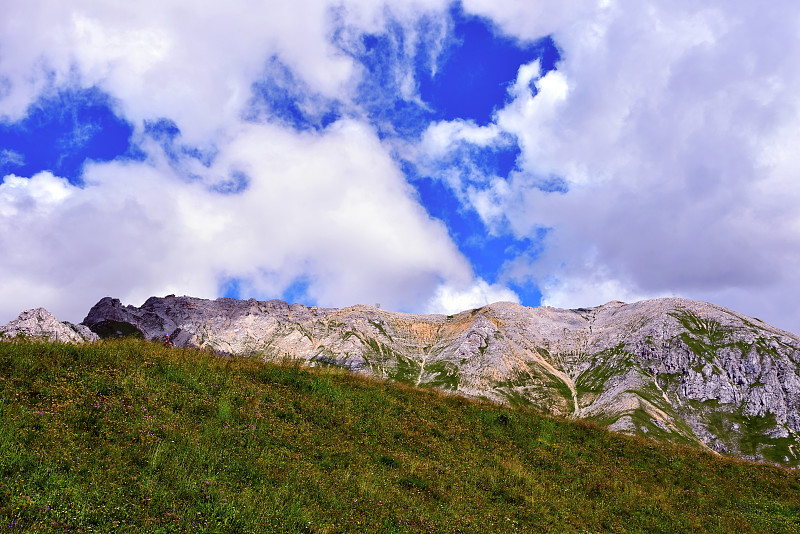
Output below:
[0,119,478,323]
[0,172,74,217]
[461,0,599,40]
[405,118,511,201]
[418,120,503,157]
[480,1,800,332]
[206,119,474,309]
[426,278,519,315]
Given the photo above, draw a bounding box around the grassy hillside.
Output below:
[0,340,798,533]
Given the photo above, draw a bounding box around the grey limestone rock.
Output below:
[1,308,99,344]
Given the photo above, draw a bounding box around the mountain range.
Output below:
[3,295,799,467]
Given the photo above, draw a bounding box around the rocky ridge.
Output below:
[75,295,800,466]
[0,308,98,344]
[3,295,799,466]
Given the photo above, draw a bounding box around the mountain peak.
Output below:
[0,307,98,343]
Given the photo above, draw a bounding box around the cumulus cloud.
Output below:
[479,1,800,331]
[426,278,520,315]
[0,118,482,323]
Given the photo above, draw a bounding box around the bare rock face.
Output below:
[1,308,98,344]
[81,294,800,467]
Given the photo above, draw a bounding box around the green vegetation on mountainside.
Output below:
[666,309,800,464]
[1,339,799,533]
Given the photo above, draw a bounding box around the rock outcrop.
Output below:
[0,308,98,344]
[82,294,800,466]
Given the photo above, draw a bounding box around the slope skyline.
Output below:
[2,1,800,334]
[5,291,796,466]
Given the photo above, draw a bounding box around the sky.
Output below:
[2,1,800,334]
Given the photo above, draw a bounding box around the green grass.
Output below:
[1,339,799,533]
[692,401,800,466]
[86,320,144,340]
[420,361,459,390]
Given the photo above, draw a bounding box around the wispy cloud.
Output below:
[0,149,25,171]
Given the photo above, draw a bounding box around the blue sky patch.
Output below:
[534,175,569,193]
[508,280,543,308]
[220,274,316,307]
[417,5,560,126]
[143,118,180,143]
[220,277,243,299]
[412,173,542,306]
[338,2,560,142]
[245,57,341,132]
[340,22,433,139]
[211,171,250,195]
[143,118,218,173]
[282,277,314,306]
[0,87,133,184]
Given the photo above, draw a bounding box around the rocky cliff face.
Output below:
[0,308,98,344]
[81,294,800,466]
